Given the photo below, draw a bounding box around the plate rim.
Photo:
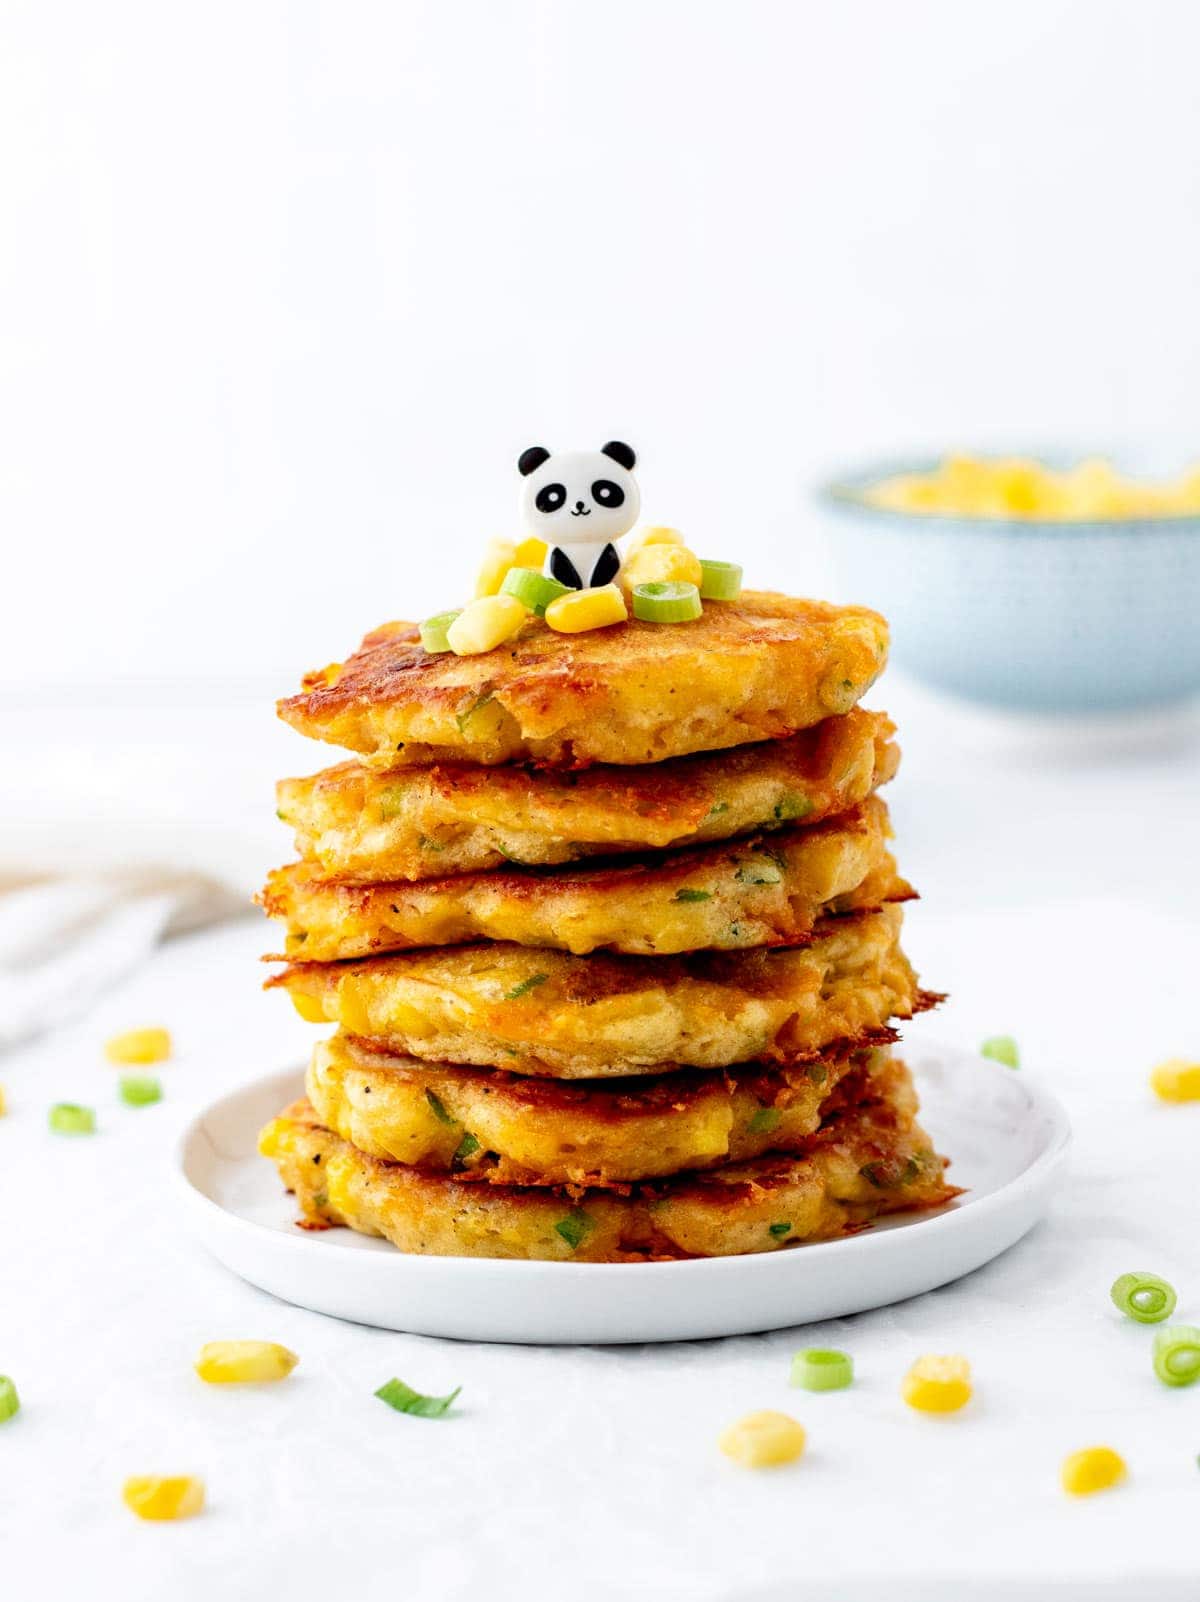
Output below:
[172,1043,1072,1281]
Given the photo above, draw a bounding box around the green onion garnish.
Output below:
[375,1377,461,1418]
[425,1089,456,1126]
[773,794,815,823]
[119,1076,162,1107]
[453,1132,480,1165]
[1153,1326,1200,1388]
[500,566,569,616]
[768,1221,792,1238]
[697,559,743,601]
[455,690,495,734]
[555,1208,595,1250]
[49,1103,95,1135]
[748,1107,782,1134]
[632,581,703,623]
[0,1375,19,1424]
[504,973,548,1000]
[790,1348,853,1391]
[419,611,462,654]
[735,863,783,886]
[1111,1271,1177,1324]
[980,1035,1020,1069]
[673,888,711,902]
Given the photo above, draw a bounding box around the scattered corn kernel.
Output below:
[623,524,686,558]
[290,991,327,1024]
[512,535,548,570]
[719,1410,806,1468]
[473,538,518,598]
[867,455,1200,521]
[623,542,704,592]
[545,584,628,634]
[195,1340,299,1384]
[122,1476,206,1522]
[1150,1059,1200,1103]
[447,593,527,655]
[1061,1446,1126,1496]
[901,1354,972,1413]
[105,1027,171,1066]
[0,1084,6,1117]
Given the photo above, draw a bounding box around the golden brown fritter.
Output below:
[259,1064,955,1261]
[276,593,889,767]
[269,904,935,1077]
[305,1032,899,1185]
[261,797,911,961]
[275,709,899,883]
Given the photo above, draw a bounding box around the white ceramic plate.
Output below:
[173,1043,1069,1345]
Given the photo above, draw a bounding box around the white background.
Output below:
[5,0,1200,694]
[5,6,1200,1600]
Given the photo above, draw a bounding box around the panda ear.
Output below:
[518,446,551,477]
[601,440,636,473]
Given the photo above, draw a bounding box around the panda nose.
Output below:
[574,499,586,512]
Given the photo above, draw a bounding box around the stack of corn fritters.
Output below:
[258,592,954,1262]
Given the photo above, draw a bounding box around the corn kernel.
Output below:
[195,1340,299,1384]
[104,1027,171,1066]
[0,1084,6,1117]
[545,584,628,634]
[623,524,686,559]
[623,543,704,592]
[513,535,548,570]
[447,593,527,656]
[1150,1059,1200,1103]
[901,1354,972,1413]
[719,1410,806,1468]
[1061,1446,1126,1496]
[122,1476,206,1521]
[290,991,327,1024]
[474,539,518,598]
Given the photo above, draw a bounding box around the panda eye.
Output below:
[592,479,625,509]
[535,482,566,514]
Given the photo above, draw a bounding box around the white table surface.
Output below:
[5,676,1200,1601]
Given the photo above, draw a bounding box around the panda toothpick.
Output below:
[518,442,639,590]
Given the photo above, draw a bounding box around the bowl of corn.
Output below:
[818,453,1200,712]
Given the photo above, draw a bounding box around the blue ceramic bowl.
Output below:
[817,456,1200,713]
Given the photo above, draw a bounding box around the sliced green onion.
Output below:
[768,1221,792,1238]
[424,1089,456,1126]
[49,1103,95,1135]
[501,567,569,616]
[735,863,783,886]
[419,610,462,654]
[748,1106,781,1134]
[119,1076,162,1108]
[505,973,548,1000]
[632,580,702,623]
[453,1132,480,1165]
[455,690,495,733]
[375,1377,461,1418]
[0,1375,19,1424]
[1111,1271,1177,1324]
[673,888,711,903]
[790,1348,853,1391]
[980,1035,1020,1069]
[774,794,815,823]
[698,559,743,601]
[1153,1326,1200,1388]
[555,1208,595,1250]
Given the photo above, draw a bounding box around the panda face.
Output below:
[518,444,640,548]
